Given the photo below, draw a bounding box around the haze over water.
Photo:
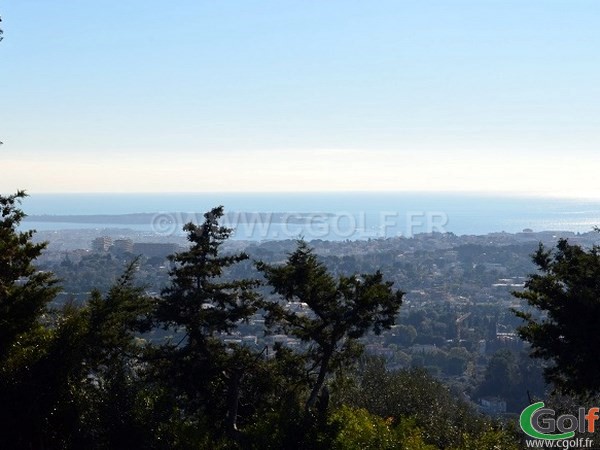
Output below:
[21,192,600,239]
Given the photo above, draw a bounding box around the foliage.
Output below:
[448,428,520,450]
[157,206,259,338]
[152,206,262,441]
[258,240,403,411]
[0,257,155,448]
[0,191,60,446]
[514,238,600,396]
[0,195,528,448]
[473,349,545,412]
[331,357,519,449]
[329,406,436,450]
[0,191,60,362]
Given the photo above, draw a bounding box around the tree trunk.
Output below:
[305,350,332,413]
[226,368,243,441]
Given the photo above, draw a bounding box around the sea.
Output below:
[18,192,600,241]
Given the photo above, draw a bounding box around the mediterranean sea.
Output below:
[19,192,600,240]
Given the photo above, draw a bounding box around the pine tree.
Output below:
[0,191,59,447]
[157,206,257,341]
[0,190,59,362]
[258,240,404,413]
[153,206,261,438]
[514,238,600,396]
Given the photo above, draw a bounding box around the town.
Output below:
[33,225,600,416]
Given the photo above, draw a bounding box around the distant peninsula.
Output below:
[23,212,335,225]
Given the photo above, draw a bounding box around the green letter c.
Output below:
[520,402,575,441]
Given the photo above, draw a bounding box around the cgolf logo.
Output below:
[520,402,599,440]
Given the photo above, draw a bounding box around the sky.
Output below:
[1,0,600,197]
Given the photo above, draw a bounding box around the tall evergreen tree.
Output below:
[258,240,404,412]
[157,206,258,340]
[153,206,261,439]
[0,190,59,362]
[0,191,59,448]
[514,238,600,396]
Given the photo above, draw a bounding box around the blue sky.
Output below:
[1,1,599,196]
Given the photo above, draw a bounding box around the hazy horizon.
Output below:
[16,189,600,202]
[17,191,600,238]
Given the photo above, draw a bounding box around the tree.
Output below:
[258,240,403,413]
[328,406,436,450]
[153,206,261,439]
[157,206,258,340]
[72,261,156,448]
[1,258,156,449]
[0,191,59,363]
[514,238,600,396]
[332,357,517,449]
[474,349,520,404]
[387,324,417,346]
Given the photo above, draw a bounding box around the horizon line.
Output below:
[16,190,600,202]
